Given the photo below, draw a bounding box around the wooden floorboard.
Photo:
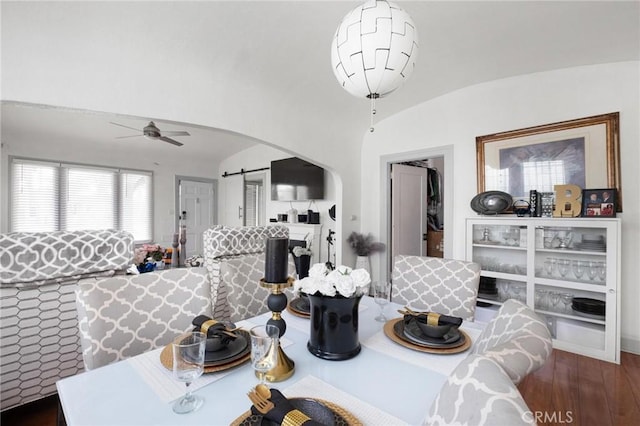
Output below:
[2,350,640,425]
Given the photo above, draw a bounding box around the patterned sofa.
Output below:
[0,229,133,411]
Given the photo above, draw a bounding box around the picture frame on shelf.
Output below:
[476,112,622,211]
[581,188,616,217]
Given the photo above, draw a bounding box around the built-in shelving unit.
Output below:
[466,217,621,363]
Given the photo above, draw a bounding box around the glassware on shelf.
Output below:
[557,259,570,278]
[502,228,519,246]
[572,260,585,279]
[596,261,606,281]
[548,291,561,312]
[543,258,557,278]
[560,293,574,314]
[587,261,599,281]
[511,283,526,303]
[557,231,573,249]
[498,282,511,301]
[535,289,549,310]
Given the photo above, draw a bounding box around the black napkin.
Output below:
[191,315,237,340]
[403,311,463,327]
[250,388,324,425]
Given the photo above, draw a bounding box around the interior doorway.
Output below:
[380,146,453,283]
[175,176,217,258]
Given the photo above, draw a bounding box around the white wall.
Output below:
[218,144,337,265]
[0,134,218,250]
[361,62,640,353]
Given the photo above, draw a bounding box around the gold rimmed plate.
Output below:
[160,329,251,373]
[287,298,310,318]
[383,318,471,354]
[230,398,362,426]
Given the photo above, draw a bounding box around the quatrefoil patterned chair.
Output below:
[425,354,535,425]
[75,267,212,370]
[471,298,552,384]
[203,225,295,323]
[391,255,481,321]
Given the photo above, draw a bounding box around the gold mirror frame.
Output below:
[476,112,621,211]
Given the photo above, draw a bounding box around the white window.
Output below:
[10,158,153,242]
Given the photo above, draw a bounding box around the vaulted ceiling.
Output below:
[2,1,638,165]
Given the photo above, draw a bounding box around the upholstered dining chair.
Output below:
[425,354,535,425]
[203,225,295,323]
[391,255,481,321]
[75,267,212,370]
[472,299,553,384]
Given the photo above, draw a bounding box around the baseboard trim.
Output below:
[621,336,640,355]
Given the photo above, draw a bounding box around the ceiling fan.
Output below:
[109,121,189,146]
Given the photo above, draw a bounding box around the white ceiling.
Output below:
[2,1,638,165]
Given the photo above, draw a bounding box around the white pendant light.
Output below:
[331,0,418,130]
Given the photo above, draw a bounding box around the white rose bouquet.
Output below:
[294,263,371,298]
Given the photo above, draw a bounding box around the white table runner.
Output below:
[128,320,293,403]
[362,325,482,376]
[283,375,407,426]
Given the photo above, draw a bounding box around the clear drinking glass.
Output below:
[172,331,206,414]
[572,260,585,280]
[543,258,557,278]
[249,324,279,385]
[557,259,570,278]
[373,281,391,322]
[596,261,606,281]
[560,293,574,313]
[587,261,598,281]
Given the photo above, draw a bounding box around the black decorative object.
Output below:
[470,191,513,215]
[293,255,311,279]
[307,294,362,361]
[265,238,289,283]
[513,200,531,217]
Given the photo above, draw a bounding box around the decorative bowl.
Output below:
[416,322,452,338]
[470,191,513,215]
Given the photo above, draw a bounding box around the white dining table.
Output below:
[56,297,484,426]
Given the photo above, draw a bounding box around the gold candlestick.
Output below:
[259,277,295,382]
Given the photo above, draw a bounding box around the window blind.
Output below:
[11,160,59,232]
[120,172,152,241]
[61,166,117,231]
[9,158,153,242]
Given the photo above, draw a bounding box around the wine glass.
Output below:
[596,261,606,281]
[543,258,557,278]
[572,260,585,280]
[249,324,279,385]
[587,261,598,281]
[172,331,206,414]
[560,293,574,314]
[557,259,570,278]
[549,291,561,312]
[373,281,391,322]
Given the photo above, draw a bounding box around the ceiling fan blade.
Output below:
[109,122,143,132]
[158,136,183,147]
[115,134,143,139]
[161,130,190,137]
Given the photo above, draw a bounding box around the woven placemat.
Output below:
[230,398,362,426]
[383,318,471,354]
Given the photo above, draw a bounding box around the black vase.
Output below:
[294,255,311,279]
[307,293,362,361]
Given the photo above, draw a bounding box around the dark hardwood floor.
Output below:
[2,350,639,425]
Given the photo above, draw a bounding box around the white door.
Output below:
[391,164,428,260]
[222,174,244,227]
[179,180,215,258]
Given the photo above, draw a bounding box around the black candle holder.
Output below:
[258,276,295,381]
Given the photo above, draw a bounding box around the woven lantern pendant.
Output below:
[331,0,418,131]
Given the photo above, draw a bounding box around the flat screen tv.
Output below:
[270,157,325,201]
